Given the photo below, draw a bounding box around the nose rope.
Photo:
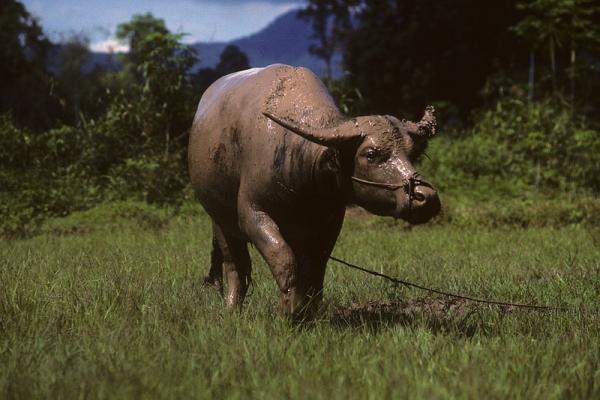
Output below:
[350,172,423,191]
[351,172,425,212]
[407,176,414,213]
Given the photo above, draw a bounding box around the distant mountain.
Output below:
[47,45,122,75]
[53,9,339,78]
[191,9,341,76]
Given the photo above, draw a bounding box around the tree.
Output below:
[298,1,353,79]
[0,0,57,129]
[54,34,91,125]
[513,0,600,103]
[114,13,198,150]
[116,13,169,82]
[302,0,526,120]
[192,45,250,97]
[215,45,250,76]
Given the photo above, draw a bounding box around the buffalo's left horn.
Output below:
[407,105,436,138]
[263,112,363,147]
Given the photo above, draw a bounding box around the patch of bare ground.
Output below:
[329,296,510,335]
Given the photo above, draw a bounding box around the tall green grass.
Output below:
[1,204,599,399]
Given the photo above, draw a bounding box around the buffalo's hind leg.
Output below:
[212,223,252,307]
[203,224,224,295]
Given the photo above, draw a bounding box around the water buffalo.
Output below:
[189,64,440,316]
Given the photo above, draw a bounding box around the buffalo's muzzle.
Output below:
[395,182,441,224]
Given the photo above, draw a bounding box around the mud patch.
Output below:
[330,296,506,335]
[212,143,227,166]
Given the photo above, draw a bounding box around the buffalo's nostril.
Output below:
[413,185,435,202]
[412,191,425,202]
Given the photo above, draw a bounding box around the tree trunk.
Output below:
[570,42,576,107]
[549,37,557,99]
[165,121,170,160]
[528,51,535,105]
[325,54,332,80]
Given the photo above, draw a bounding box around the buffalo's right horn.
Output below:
[263,112,364,147]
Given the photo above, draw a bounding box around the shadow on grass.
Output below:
[199,283,514,337]
[326,296,510,336]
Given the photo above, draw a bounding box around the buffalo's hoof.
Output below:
[279,288,322,322]
[203,276,224,296]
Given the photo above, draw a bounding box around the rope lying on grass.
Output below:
[329,256,591,313]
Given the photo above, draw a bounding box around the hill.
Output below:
[55,9,340,79]
[192,9,340,76]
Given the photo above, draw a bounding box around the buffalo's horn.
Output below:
[263,112,363,147]
[406,105,436,138]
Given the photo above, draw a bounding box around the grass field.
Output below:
[1,202,599,399]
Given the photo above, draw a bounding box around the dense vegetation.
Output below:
[1,0,599,239]
[302,0,600,119]
[0,2,250,237]
[1,0,599,238]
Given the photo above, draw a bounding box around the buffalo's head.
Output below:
[263,106,441,224]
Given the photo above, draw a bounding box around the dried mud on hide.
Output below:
[330,296,511,335]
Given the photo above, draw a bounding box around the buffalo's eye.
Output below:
[364,147,386,163]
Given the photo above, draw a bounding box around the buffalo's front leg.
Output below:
[239,207,304,316]
[301,208,345,310]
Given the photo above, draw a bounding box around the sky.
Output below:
[22,0,304,52]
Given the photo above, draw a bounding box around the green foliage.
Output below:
[53,34,113,125]
[40,200,172,236]
[513,0,600,54]
[422,97,600,193]
[114,14,198,146]
[191,45,250,96]
[105,153,189,205]
[473,97,600,188]
[304,0,600,120]
[116,13,169,78]
[435,193,600,228]
[0,10,203,237]
[0,115,101,237]
[512,0,600,104]
[215,45,250,76]
[0,13,197,235]
[323,76,365,116]
[298,1,346,78]
[304,0,526,118]
[0,172,100,239]
[0,0,57,130]
[2,2,598,240]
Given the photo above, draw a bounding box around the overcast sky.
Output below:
[23,0,304,51]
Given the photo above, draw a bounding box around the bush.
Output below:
[435,193,600,228]
[0,110,189,238]
[421,98,600,196]
[106,153,189,205]
[40,200,172,236]
[472,98,600,190]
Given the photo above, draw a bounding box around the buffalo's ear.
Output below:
[314,147,345,192]
[263,112,364,148]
